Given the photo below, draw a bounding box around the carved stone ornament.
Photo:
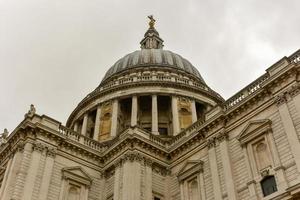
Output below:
[17,142,25,152]
[288,83,300,97]
[24,104,36,118]
[0,128,8,146]
[260,168,270,177]
[207,137,216,149]
[177,160,204,182]
[33,142,46,153]
[238,119,272,145]
[274,93,287,106]
[143,157,153,167]
[62,166,92,187]
[46,147,56,158]
[217,131,228,142]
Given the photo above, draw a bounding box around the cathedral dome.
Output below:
[66,16,224,139]
[101,49,205,84]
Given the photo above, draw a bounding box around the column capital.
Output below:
[217,130,228,142]
[207,137,216,149]
[274,93,287,106]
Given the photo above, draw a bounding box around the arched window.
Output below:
[261,176,277,196]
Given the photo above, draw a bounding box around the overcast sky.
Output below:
[0,0,299,132]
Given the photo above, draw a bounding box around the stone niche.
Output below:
[99,102,112,141]
[178,97,192,130]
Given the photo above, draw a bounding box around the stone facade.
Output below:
[0,18,300,200]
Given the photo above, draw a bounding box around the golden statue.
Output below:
[148,15,155,29]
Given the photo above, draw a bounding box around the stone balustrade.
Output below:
[224,73,269,110]
[289,49,300,64]
[58,125,108,152]
[90,71,221,100]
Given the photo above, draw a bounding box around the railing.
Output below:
[289,49,300,64]
[224,73,269,110]
[58,125,108,152]
[98,72,215,98]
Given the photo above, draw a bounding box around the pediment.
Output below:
[238,119,272,145]
[177,160,203,182]
[62,166,92,186]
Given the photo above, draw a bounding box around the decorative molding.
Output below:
[217,130,228,142]
[207,137,216,149]
[46,147,56,158]
[32,142,46,153]
[237,119,272,145]
[287,83,300,98]
[177,160,204,182]
[62,166,92,187]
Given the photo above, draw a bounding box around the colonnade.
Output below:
[73,95,199,141]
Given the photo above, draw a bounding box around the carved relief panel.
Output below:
[99,102,112,141]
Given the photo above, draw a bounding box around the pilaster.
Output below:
[144,158,153,200]
[217,131,238,200]
[121,155,142,200]
[207,138,222,200]
[11,142,33,200]
[275,93,300,180]
[22,142,45,200]
[38,147,56,200]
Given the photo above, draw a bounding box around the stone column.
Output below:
[93,105,102,141]
[131,96,138,127]
[111,99,119,137]
[191,99,197,123]
[81,113,89,136]
[152,95,159,135]
[22,143,45,200]
[275,94,300,179]
[38,148,56,200]
[207,139,222,200]
[172,96,180,135]
[218,132,237,200]
[73,122,79,132]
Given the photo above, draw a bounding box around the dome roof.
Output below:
[101,49,205,83]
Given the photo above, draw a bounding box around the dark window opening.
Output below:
[154,197,161,200]
[261,176,277,196]
[158,127,168,136]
